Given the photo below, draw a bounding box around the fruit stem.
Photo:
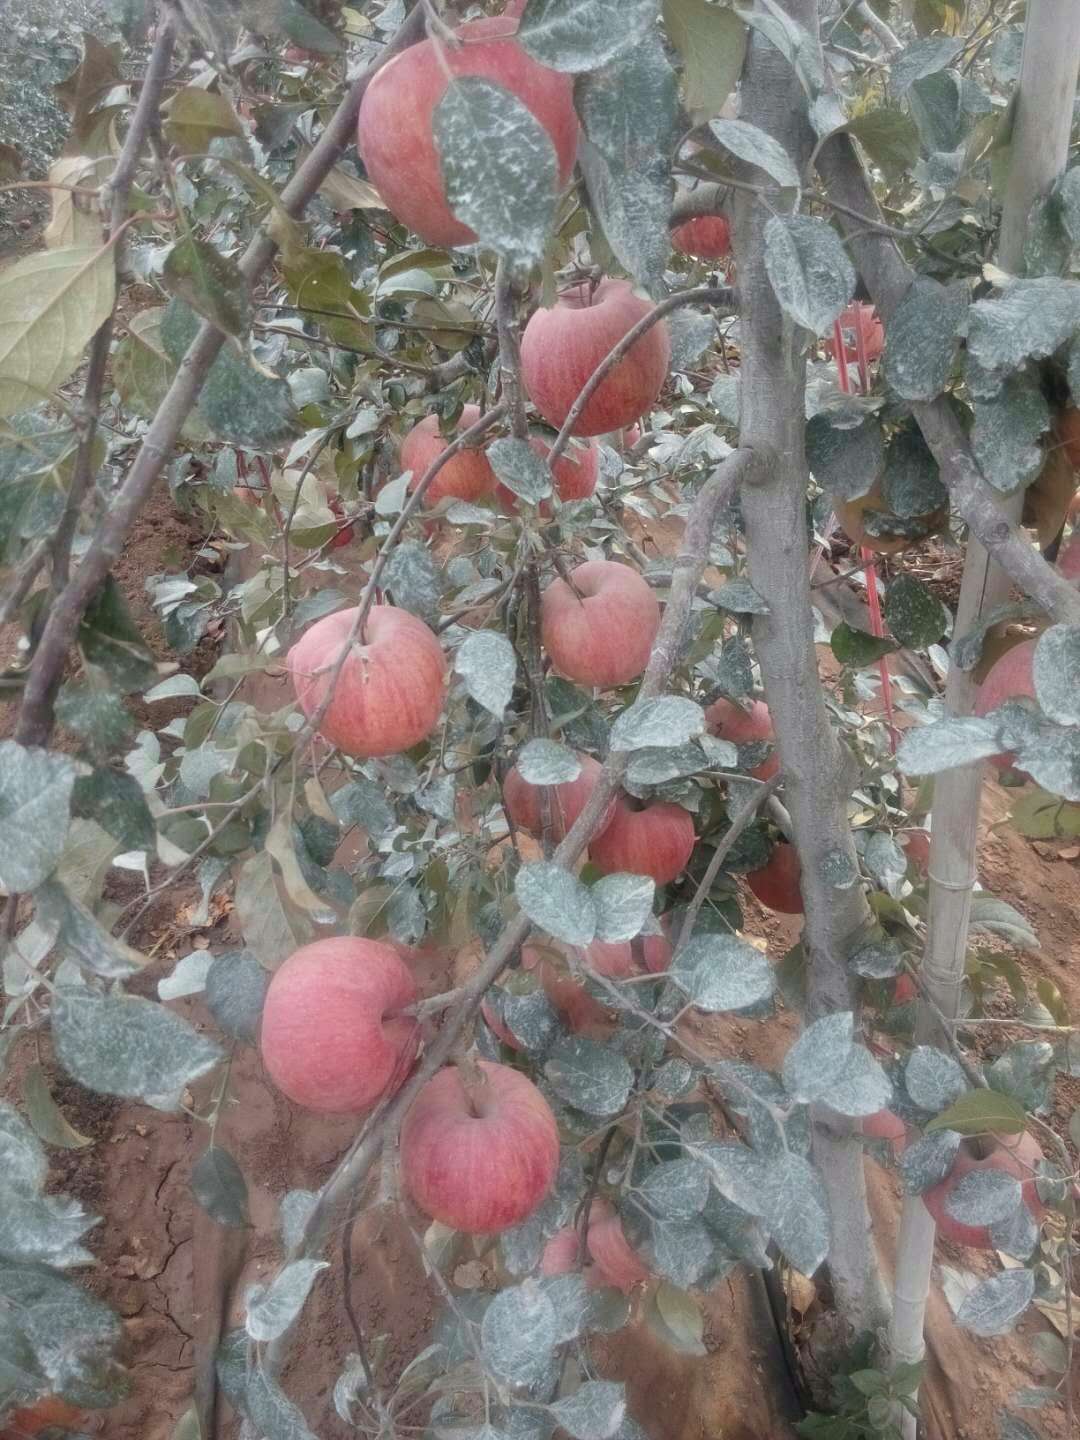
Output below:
[455,1054,490,1117]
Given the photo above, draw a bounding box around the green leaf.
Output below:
[843,107,921,181]
[192,1145,251,1228]
[235,852,310,969]
[549,1380,627,1440]
[884,574,949,649]
[710,578,769,615]
[972,372,1050,495]
[638,1158,709,1219]
[1032,624,1080,725]
[516,739,582,785]
[246,1259,327,1342]
[162,236,251,338]
[892,35,962,95]
[545,1035,634,1115]
[112,308,211,440]
[455,629,517,719]
[78,575,157,693]
[670,934,774,1012]
[158,950,214,1002]
[481,1282,559,1387]
[904,1046,966,1113]
[926,1089,1026,1136]
[610,696,704,751]
[517,0,659,71]
[945,1169,1022,1226]
[708,117,800,191]
[52,987,223,1112]
[882,423,947,518]
[56,683,133,756]
[161,298,300,451]
[764,215,855,336]
[22,1062,93,1150]
[591,873,655,942]
[649,1282,706,1355]
[36,878,145,979]
[577,35,678,291]
[953,1268,1034,1337]
[0,1259,126,1407]
[487,437,552,503]
[968,894,1040,952]
[783,1012,891,1116]
[0,741,76,892]
[830,621,899,668]
[966,278,1080,374]
[0,246,115,419]
[899,1129,962,1195]
[897,715,1000,774]
[662,0,746,125]
[884,277,966,402]
[434,78,558,271]
[515,861,597,945]
[805,413,883,501]
[163,87,244,155]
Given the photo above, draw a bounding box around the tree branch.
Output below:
[815,133,1080,628]
[13,0,429,748]
[675,773,781,952]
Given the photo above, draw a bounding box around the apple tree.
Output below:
[1,2,1079,1439]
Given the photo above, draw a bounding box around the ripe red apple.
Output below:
[259,938,419,1113]
[704,697,779,781]
[901,830,931,875]
[520,279,672,436]
[540,1225,583,1276]
[587,1201,652,1292]
[893,972,917,1004]
[973,637,1037,769]
[289,604,447,757]
[400,1059,560,1233]
[400,405,497,509]
[1056,406,1080,468]
[540,559,660,688]
[588,795,695,887]
[522,944,613,1036]
[922,1131,1045,1249]
[327,494,354,549]
[357,17,578,248]
[670,214,731,261]
[1,1398,84,1438]
[826,302,885,363]
[745,841,804,915]
[584,932,671,978]
[495,433,599,513]
[503,752,614,842]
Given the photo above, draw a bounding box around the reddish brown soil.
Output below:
[2,497,1078,1440]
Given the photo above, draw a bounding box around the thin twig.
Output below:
[675,773,782,952]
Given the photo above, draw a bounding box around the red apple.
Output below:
[901,830,931,875]
[289,604,447,757]
[357,17,578,248]
[523,944,612,1035]
[745,841,804,915]
[503,753,614,842]
[584,932,671,978]
[259,938,419,1113]
[1,1398,84,1438]
[401,1059,560,1233]
[1056,406,1080,469]
[704,697,779,781]
[588,795,695,887]
[540,559,660,688]
[826,302,885,363]
[520,279,672,436]
[922,1131,1045,1249]
[670,214,731,261]
[587,1202,652,1292]
[540,1225,582,1276]
[480,992,520,1050]
[327,494,354,550]
[400,405,497,509]
[893,972,918,1004]
[495,433,599,513]
[973,637,1037,769]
